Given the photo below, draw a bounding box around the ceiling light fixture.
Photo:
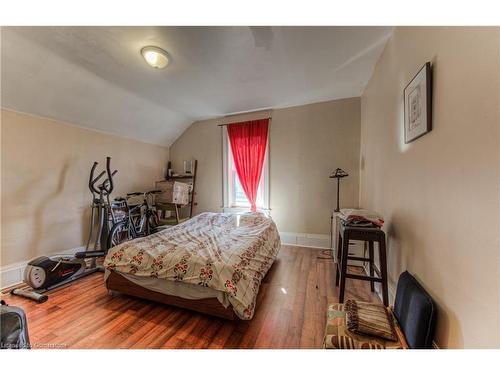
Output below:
[140,46,169,69]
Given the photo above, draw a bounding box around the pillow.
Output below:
[345,300,397,341]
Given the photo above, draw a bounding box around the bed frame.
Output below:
[105,271,237,320]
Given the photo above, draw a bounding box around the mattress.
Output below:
[104,212,281,319]
[104,269,230,307]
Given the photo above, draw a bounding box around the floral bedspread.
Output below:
[104,212,281,319]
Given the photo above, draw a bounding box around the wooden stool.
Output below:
[335,224,389,306]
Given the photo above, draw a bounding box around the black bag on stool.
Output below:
[0,300,31,349]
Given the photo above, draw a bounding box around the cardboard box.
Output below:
[156,180,190,205]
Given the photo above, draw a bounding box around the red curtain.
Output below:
[227,118,269,212]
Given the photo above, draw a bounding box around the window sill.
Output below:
[223,206,270,215]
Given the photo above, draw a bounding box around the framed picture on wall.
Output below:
[404,62,432,143]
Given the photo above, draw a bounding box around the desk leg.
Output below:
[338,234,349,303]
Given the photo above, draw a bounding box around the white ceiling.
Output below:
[1,26,393,146]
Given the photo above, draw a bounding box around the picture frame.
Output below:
[404,62,432,143]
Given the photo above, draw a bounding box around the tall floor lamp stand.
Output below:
[330,168,349,212]
[329,168,349,258]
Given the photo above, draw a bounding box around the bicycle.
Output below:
[107,197,138,248]
[107,189,163,248]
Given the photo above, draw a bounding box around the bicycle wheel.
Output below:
[128,204,143,233]
[108,221,135,249]
[146,210,161,235]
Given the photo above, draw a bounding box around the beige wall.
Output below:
[1,109,169,267]
[169,98,361,235]
[360,27,500,348]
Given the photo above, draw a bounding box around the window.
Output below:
[223,126,269,212]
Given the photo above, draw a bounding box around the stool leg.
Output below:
[335,234,342,286]
[368,241,375,292]
[379,237,389,306]
[338,234,349,303]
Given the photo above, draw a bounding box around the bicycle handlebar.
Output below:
[127,192,143,197]
[146,190,163,195]
[125,190,162,199]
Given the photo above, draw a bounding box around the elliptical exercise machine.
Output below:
[12,157,117,302]
[85,157,118,255]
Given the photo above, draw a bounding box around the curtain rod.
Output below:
[217,117,272,127]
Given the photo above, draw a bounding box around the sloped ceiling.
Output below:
[1,26,393,146]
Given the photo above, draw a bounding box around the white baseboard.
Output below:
[373,277,397,304]
[0,246,86,289]
[279,232,330,249]
[0,261,29,290]
[362,263,397,303]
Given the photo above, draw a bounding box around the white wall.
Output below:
[169,98,361,235]
[360,27,500,348]
[1,109,169,286]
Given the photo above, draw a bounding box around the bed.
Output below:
[104,211,281,320]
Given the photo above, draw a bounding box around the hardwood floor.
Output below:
[1,245,380,349]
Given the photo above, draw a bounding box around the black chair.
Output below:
[393,271,437,349]
[324,270,437,349]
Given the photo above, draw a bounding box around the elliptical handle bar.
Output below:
[89,158,117,195]
[88,162,100,194]
[101,170,118,191]
[105,157,114,194]
[91,170,106,185]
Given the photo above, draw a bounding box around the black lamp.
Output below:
[330,168,349,212]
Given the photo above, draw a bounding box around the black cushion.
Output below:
[393,271,437,349]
